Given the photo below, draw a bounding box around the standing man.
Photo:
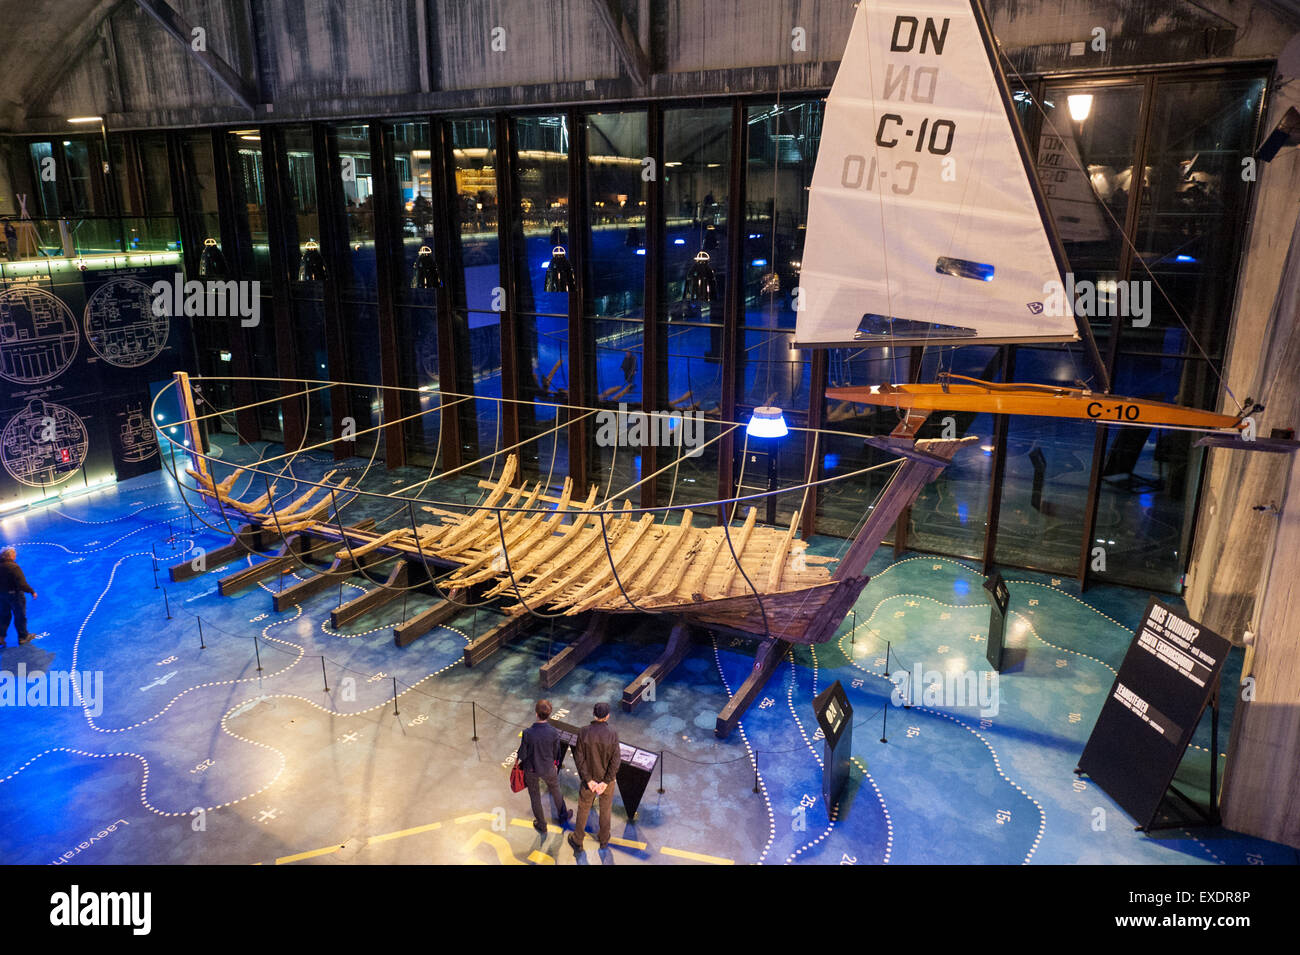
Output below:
[568,701,621,852]
[516,700,571,835]
[0,547,36,648]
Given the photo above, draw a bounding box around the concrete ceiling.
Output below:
[0,0,122,125]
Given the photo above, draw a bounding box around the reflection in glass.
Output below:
[587,110,647,495]
[658,106,731,507]
[512,114,570,482]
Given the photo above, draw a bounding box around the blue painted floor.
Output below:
[0,447,1295,866]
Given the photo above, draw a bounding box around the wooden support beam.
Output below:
[218,533,310,596]
[394,597,463,648]
[270,549,388,612]
[463,614,532,668]
[539,613,609,689]
[715,636,791,739]
[168,523,266,581]
[623,620,692,711]
[332,561,409,628]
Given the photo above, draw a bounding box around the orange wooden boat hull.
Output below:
[826,380,1245,431]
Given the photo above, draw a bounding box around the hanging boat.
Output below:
[797,0,1285,444]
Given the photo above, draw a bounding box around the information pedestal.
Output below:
[551,719,659,820]
[984,571,1009,672]
[813,681,853,810]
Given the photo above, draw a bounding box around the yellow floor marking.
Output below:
[608,835,648,850]
[465,829,524,865]
[368,821,443,844]
[528,849,555,865]
[659,846,734,865]
[511,817,562,833]
[276,844,344,865]
[455,811,496,824]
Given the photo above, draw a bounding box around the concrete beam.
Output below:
[133,0,257,111]
[590,0,651,88]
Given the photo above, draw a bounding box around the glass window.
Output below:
[512,114,572,483]
[587,110,647,495]
[994,346,1097,574]
[1036,82,1144,360]
[1090,354,1217,591]
[736,100,821,523]
[449,117,502,469]
[658,106,731,508]
[388,120,441,463]
[1125,77,1263,362]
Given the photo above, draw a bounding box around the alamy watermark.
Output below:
[150,272,260,327]
[594,403,705,457]
[1035,273,1151,327]
[0,665,104,717]
[890,663,999,717]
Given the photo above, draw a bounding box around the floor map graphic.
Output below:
[0,398,90,487]
[84,277,169,368]
[0,286,81,384]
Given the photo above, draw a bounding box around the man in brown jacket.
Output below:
[568,701,621,852]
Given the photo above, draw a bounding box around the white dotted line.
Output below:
[838,625,1047,864]
[1011,610,1117,676]
[712,635,775,865]
[850,756,894,864]
[1006,579,1133,634]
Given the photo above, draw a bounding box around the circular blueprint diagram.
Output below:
[84,278,169,367]
[0,286,80,384]
[1,398,89,488]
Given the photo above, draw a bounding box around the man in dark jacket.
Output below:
[568,701,621,852]
[516,700,571,835]
[0,547,36,648]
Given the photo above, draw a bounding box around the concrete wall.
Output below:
[8,0,1300,131]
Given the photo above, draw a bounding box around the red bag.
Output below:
[510,762,527,793]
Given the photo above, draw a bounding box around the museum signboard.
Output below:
[1078,598,1230,829]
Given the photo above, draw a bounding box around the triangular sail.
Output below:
[795,0,1080,347]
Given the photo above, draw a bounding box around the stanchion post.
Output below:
[471,701,478,741]
[320,655,329,692]
[658,752,665,794]
[253,633,263,672]
[152,561,159,590]
[753,751,760,793]
[880,699,888,744]
[392,676,399,716]
[850,609,856,645]
[198,616,206,650]
[884,639,890,678]
[163,588,172,620]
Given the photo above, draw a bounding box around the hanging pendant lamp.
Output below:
[198,237,229,279]
[411,244,441,289]
[298,238,327,281]
[545,245,576,292]
[682,250,717,303]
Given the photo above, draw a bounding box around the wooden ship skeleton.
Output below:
[162,371,973,736]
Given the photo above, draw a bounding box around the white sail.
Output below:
[796,0,1080,347]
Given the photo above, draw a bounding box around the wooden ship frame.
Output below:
[157,371,975,737]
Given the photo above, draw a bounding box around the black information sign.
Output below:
[813,680,853,809]
[1077,598,1231,829]
[550,718,659,820]
[984,571,1009,672]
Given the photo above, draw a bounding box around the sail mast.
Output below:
[966,0,1111,393]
